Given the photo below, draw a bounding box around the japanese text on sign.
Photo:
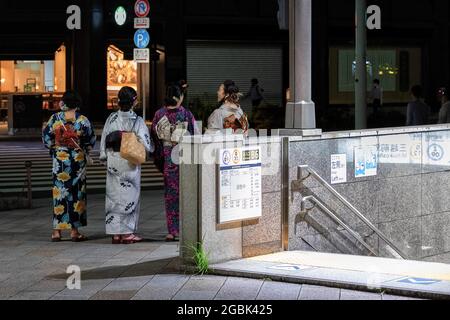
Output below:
[218,147,262,224]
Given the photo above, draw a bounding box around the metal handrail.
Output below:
[298,165,407,260]
[301,195,378,256]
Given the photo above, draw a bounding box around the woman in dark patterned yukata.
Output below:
[42,91,96,242]
[151,81,198,241]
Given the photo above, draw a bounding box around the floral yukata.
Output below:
[42,112,96,230]
[207,104,249,133]
[151,106,197,237]
[100,111,154,235]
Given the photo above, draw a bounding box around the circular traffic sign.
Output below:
[114,6,127,26]
[134,29,150,49]
[135,0,150,18]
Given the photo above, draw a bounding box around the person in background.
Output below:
[208,80,249,134]
[42,90,96,242]
[406,85,430,126]
[244,78,265,107]
[152,81,197,242]
[370,79,383,114]
[100,86,154,244]
[437,87,450,124]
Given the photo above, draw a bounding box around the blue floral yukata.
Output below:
[42,112,96,230]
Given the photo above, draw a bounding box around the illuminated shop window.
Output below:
[107,45,138,110]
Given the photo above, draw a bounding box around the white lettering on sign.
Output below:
[366,5,381,30]
[66,5,81,30]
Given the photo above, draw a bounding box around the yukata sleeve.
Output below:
[99,114,112,163]
[207,109,223,130]
[80,116,96,152]
[42,114,56,156]
[187,111,200,135]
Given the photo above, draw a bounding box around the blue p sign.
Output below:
[134,29,150,49]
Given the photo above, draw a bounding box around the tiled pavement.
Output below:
[0,190,417,300]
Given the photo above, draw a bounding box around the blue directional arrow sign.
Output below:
[397,277,441,285]
[269,264,310,271]
[134,29,150,49]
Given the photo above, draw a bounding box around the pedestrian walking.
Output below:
[437,87,450,124]
[370,79,383,114]
[42,90,96,242]
[99,86,154,244]
[406,85,430,126]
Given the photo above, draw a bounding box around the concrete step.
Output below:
[0,146,165,197]
[210,251,450,300]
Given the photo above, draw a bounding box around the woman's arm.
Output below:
[42,114,56,155]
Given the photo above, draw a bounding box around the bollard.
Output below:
[24,161,32,209]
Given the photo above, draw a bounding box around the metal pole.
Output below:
[285,0,316,129]
[355,0,367,129]
[25,161,32,209]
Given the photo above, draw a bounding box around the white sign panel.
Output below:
[133,48,149,63]
[355,145,378,178]
[331,154,347,184]
[423,132,450,167]
[218,147,262,224]
[378,134,422,165]
[134,17,150,29]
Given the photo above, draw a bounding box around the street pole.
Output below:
[355,0,367,129]
[285,0,316,129]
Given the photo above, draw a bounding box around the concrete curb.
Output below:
[209,266,450,300]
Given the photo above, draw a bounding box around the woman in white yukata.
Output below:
[100,86,154,244]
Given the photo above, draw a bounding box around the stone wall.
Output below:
[288,126,450,263]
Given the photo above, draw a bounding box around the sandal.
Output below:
[71,234,88,242]
[121,234,143,244]
[165,234,179,242]
[51,231,62,242]
[112,236,122,244]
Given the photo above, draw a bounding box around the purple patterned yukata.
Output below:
[151,106,197,236]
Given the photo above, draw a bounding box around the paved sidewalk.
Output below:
[0,190,417,300]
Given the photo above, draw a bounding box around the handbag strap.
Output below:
[130,115,140,133]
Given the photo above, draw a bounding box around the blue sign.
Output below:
[134,29,150,49]
[397,277,441,285]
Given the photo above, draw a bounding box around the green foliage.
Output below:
[186,241,209,275]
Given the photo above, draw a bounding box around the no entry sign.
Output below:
[134,0,150,18]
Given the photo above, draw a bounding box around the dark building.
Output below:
[0,0,449,130]
[0,0,286,126]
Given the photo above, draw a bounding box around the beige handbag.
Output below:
[120,117,146,165]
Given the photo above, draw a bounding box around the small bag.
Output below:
[120,117,146,165]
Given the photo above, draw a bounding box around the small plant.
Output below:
[186,241,209,275]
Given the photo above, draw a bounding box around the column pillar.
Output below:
[285,0,316,129]
[355,0,367,130]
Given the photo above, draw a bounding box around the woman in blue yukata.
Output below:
[42,90,96,242]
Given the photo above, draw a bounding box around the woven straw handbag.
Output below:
[120,117,146,165]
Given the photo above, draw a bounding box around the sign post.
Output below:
[133,0,150,122]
